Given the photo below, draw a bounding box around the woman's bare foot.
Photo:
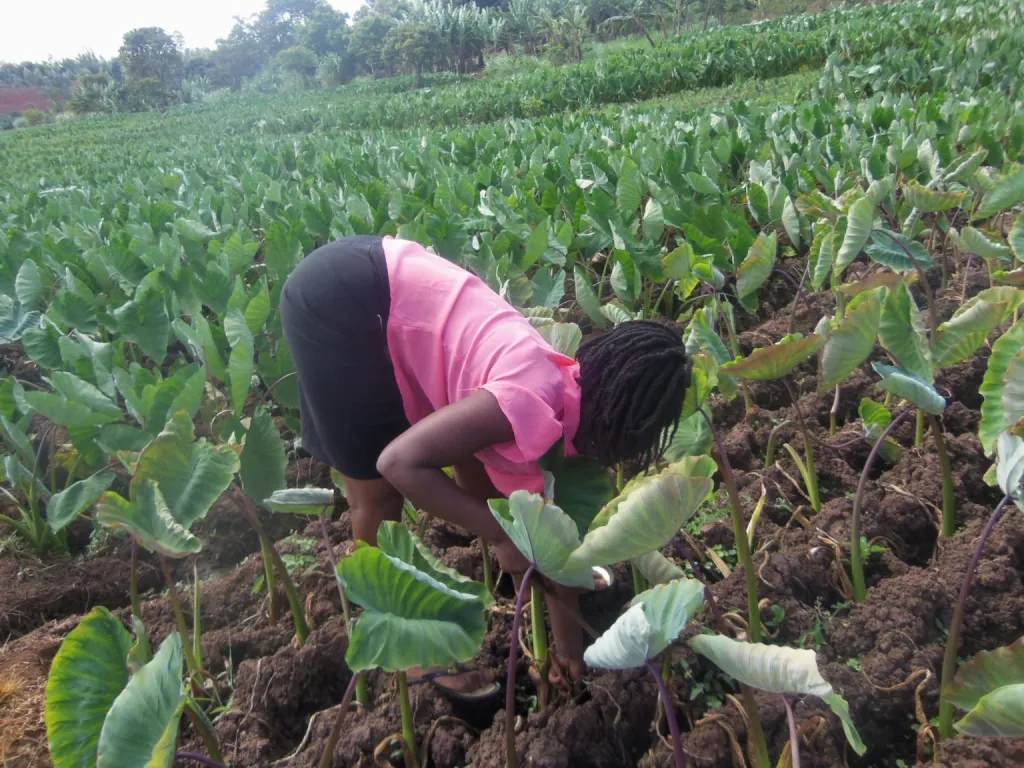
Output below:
[406,664,500,700]
[548,653,585,686]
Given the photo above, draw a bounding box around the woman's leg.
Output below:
[341,475,405,546]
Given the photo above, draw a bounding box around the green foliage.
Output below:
[945,637,1024,737]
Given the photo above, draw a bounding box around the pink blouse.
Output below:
[382,236,581,496]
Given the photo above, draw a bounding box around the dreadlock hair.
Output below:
[576,319,691,470]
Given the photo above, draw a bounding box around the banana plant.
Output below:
[95,410,239,677]
[45,606,222,768]
[943,636,1024,739]
[938,431,1023,739]
[335,521,491,767]
[490,458,714,768]
[689,634,866,766]
[584,578,707,768]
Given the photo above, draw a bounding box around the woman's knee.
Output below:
[343,475,405,544]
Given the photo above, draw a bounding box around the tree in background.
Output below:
[271,45,320,86]
[351,14,397,79]
[383,22,448,86]
[118,27,184,107]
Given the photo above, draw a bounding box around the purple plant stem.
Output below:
[851,407,913,602]
[939,492,1014,738]
[505,563,536,768]
[319,671,361,768]
[175,754,227,768]
[647,661,688,768]
[782,695,801,768]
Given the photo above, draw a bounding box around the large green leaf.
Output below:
[573,266,607,329]
[584,579,705,669]
[96,481,201,557]
[45,607,133,768]
[834,197,874,276]
[15,258,43,309]
[262,487,334,514]
[1009,212,1024,262]
[902,181,967,213]
[972,164,1024,221]
[24,391,122,430]
[565,467,712,571]
[663,409,712,461]
[820,291,882,390]
[681,353,718,420]
[96,633,185,768]
[878,282,932,380]
[995,433,1024,502]
[954,684,1024,738]
[48,470,116,534]
[689,635,866,755]
[541,452,616,534]
[871,362,946,415]
[239,407,287,509]
[736,232,777,301]
[960,227,1011,262]
[810,224,835,291]
[132,411,239,529]
[338,545,487,672]
[376,521,492,606]
[489,492,594,588]
[536,322,583,358]
[114,287,170,364]
[630,550,686,585]
[932,297,1010,369]
[720,333,824,381]
[859,398,901,463]
[865,230,935,272]
[225,309,255,415]
[1003,353,1024,436]
[980,319,1024,454]
[946,637,1024,714]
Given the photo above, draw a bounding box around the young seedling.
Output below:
[584,578,707,768]
[336,521,491,766]
[491,460,713,768]
[938,431,1023,738]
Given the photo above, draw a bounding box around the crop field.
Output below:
[2,0,1024,766]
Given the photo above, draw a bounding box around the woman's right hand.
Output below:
[491,538,531,575]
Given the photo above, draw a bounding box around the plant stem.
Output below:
[829,385,841,436]
[184,700,223,764]
[782,696,801,768]
[928,415,957,538]
[258,532,280,626]
[481,539,494,596]
[701,411,761,643]
[632,565,649,595]
[938,493,1014,739]
[915,409,925,447]
[319,672,361,768]
[764,421,789,469]
[743,686,772,768]
[192,564,202,672]
[506,564,536,768]
[174,754,227,768]
[784,381,820,514]
[647,660,687,768]
[851,408,912,602]
[530,585,548,668]
[159,554,199,676]
[397,671,418,766]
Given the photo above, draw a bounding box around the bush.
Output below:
[0,115,13,131]
[24,108,47,126]
[12,116,28,129]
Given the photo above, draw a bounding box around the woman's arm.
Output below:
[375,389,517,543]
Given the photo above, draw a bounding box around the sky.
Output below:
[2,0,366,64]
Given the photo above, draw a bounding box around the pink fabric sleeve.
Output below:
[480,379,564,465]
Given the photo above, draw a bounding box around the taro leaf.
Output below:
[630,550,685,585]
[902,181,967,213]
[47,469,116,533]
[24,392,122,429]
[960,227,1011,262]
[263,487,334,515]
[44,606,133,768]
[689,635,866,755]
[584,579,705,669]
[23,323,63,369]
[932,298,1010,369]
[172,218,217,242]
[865,230,935,272]
[811,224,835,291]
[114,287,170,364]
[820,291,882,391]
[736,232,777,304]
[995,432,1024,501]
[878,283,932,380]
[616,159,643,214]
[747,183,770,226]
[834,197,874,276]
[1003,352,1024,436]
[51,372,123,423]
[537,322,583,358]
[871,362,946,415]
[225,309,255,415]
[0,297,42,342]
[239,407,287,509]
[663,410,712,461]
[945,637,1024,713]
[245,284,272,336]
[1010,213,1024,262]
[338,545,487,672]
[980,318,1024,454]
[681,354,718,420]
[96,481,201,557]
[565,468,712,571]
[15,258,43,309]
[859,398,900,463]
[132,411,239,529]
[489,491,594,588]
[720,334,824,381]
[573,266,607,329]
[96,632,185,768]
[838,271,906,299]
[972,164,1024,221]
[540,452,616,535]
[944,148,987,185]
[955,684,1024,738]
[782,196,801,251]
[127,615,151,674]
[376,520,492,606]
[600,303,633,326]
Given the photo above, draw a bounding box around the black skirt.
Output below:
[279,236,410,479]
